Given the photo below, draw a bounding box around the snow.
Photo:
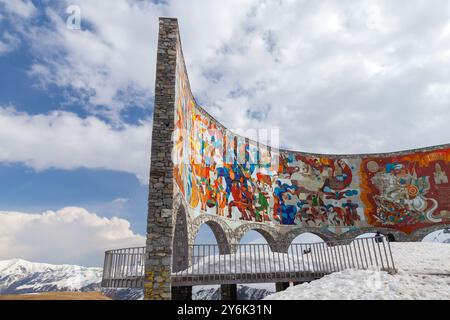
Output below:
[192,284,273,300]
[264,268,450,300]
[0,258,102,293]
[291,233,325,244]
[389,242,450,274]
[265,242,450,300]
[2,239,448,300]
[241,282,275,291]
[422,229,450,243]
[248,232,324,245]
[0,258,145,300]
[176,239,396,275]
[177,251,316,274]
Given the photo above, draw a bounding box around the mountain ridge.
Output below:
[0,258,272,300]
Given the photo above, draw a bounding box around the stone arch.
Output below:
[338,227,409,243]
[233,223,280,252]
[278,227,335,251]
[409,224,450,242]
[191,215,234,254]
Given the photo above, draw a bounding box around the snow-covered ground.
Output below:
[0,259,145,299]
[0,259,102,293]
[264,268,449,300]
[2,231,449,300]
[265,242,450,300]
[177,251,317,274]
[389,242,450,274]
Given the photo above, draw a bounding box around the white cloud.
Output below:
[0,0,36,18]
[0,207,145,267]
[182,0,450,153]
[2,0,450,153]
[0,40,10,55]
[22,1,162,121]
[0,32,20,55]
[0,107,151,183]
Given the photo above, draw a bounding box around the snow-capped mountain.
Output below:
[192,284,274,300]
[237,285,274,300]
[0,259,102,294]
[0,259,271,300]
[423,229,450,243]
[192,286,221,300]
[0,259,145,300]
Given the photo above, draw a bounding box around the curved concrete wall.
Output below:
[172,23,450,237]
[145,17,449,300]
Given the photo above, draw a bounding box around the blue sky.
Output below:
[0,2,149,227]
[1,0,450,266]
[0,1,275,267]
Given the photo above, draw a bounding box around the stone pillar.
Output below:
[172,286,193,300]
[144,18,179,300]
[275,282,290,292]
[220,284,237,300]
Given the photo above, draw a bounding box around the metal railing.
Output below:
[101,236,396,288]
[101,247,145,288]
[172,236,396,285]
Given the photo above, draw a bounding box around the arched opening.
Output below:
[234,224,279,252]
[192,223,221,300]
[172,205,189,273]
[191,219,235,300]
[239,230,270,244]
[205,221,231,254]
[237,229,276,297]
[422,228,450,243]
[355,232,377,239]
[345,227,408,243]
[195,224,219,244]
[353,231,397,243]
[291,232,325,244]
[281,228,334,249]
[286,233,326,284]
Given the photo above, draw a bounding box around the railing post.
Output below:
[220,284,237,300]
[275,282,290,292]
[172,286,192,300]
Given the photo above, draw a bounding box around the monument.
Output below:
[135,18,450,300]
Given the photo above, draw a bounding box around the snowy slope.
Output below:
[0,259,269,300]
[192,285,221,300]
[0,259,102,294]
[389,242,450,274]
[192,284,273,300]
[2,240,448,300]
[265,242,450,300]
[264,268,450,300]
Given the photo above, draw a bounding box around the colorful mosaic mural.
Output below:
[360,151,450,234]
[172,44,450,235]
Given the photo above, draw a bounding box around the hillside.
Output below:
[1,237,448,300]
[0,259,269,300]
[0,259,102,294]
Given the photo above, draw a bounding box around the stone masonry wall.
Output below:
[144,18,178,300]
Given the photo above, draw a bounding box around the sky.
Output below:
[0,0,449,267]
